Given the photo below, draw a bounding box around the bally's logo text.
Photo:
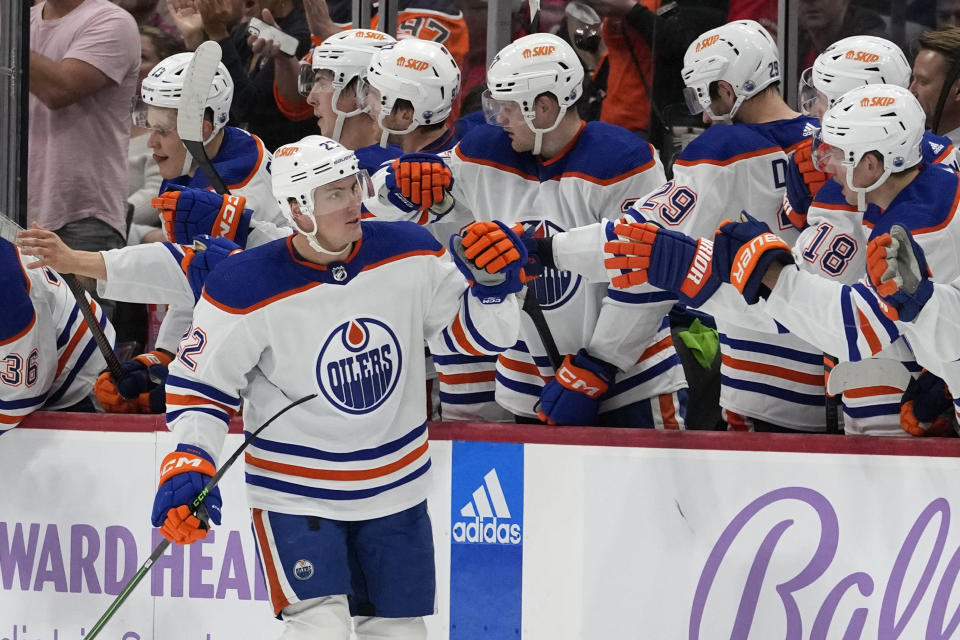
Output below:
[450,442,523,639]
[316,317,402,414]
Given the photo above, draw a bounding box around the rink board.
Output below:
[3,414,960,639]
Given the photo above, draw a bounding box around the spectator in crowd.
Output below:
[28,0,141,318]
[797,0,890,76]
[582,0,725,145]
[127,25,184,245]
[111,0,181,40]
[168,0,316,151]
[939,0,960,26]
[911,27,960,144]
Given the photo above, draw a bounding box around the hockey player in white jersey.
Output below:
[0,236,115,429]
[552,20,827,432]
[151,135,522,639]
[366,32,684,428]
[785,35,959,229]
[604,85,960,436]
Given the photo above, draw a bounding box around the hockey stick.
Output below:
[823,354,842,435]
[826,358,912,396]
[521,286,562,370]
[177,41,230,196]
[0,215,124,379]
[83,392,317,639]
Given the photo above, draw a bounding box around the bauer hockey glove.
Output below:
[783,138,829,229]
[451,221,527,303]
[94,350,173,414]
[153,187,252,247]
[538,349,617,426]
[383,153,454,215]
[900,370,957,437]
[604,222,719,307]
[712,213,794,305]
[179,235,242,301]
[866,225,933,322]
[152,444,222,544]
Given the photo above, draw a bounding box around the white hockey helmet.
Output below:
[681,20,780,122]
[136,52,234,140]
[819,84,924,210]
[800,36,911,118]
[272,135,371,254]
[482,32,583,155]
[299,29,398,141]
[359,39,461,143]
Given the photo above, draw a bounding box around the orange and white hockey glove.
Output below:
[384,153,454,214]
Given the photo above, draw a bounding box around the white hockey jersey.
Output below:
[631,116,826,431]
[367,121,685,424]
[0,239,114,430]
[165,221,520,520]
[759,163,960,434]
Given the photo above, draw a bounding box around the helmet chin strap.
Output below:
[330,88,364,142]
[298,210,351,256]
[846,164,891,212]
[525,106,568,156]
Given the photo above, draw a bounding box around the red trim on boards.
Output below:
[17,412,960,458]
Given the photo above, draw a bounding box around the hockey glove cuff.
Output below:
[537,350,617,426]
[152,444,222,544]
[451,221,527,303]
[900,371,956,437]
[154,187,252,247]
[179,235,243,301]
[712,213,794,304]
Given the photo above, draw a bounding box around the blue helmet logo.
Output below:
[317,317,402,414]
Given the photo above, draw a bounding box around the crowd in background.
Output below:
[22,0,960,433]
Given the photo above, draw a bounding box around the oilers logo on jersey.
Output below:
[316,317,402,414]
[519,220,581,310]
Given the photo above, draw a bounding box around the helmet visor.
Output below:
[309,170,373,217]
[355,77,383,117]
[682,86,706,115]
[811,128,842,173]
[481,90,523,126]
[301,67,337,98]
[799,68,830,119]
[132,101,178,135]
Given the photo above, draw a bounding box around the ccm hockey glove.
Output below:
[712,212,794,304]
[900,371,956,437]
[152,444,222,544]
[538,349,617,426]
[866,225,933,322]
[94,350,172,414]
[154,187,252,247]
[179,235,242,301]
[451,221,527,303]
[604,222,719,307]
[384,153,454,215]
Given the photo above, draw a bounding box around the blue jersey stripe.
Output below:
[721,375,826,406]
[166,374,242,407]
[842,402,901,419]
[166,406,231,425]
[432,353,498,365]
[495,372,543,397]
[439,390,497,405]
[245,458,431,500]
[606,289,678,304]
[839,286,860,361]
[609,354,682,395]
[245,422,428,462]
[462,296,501,353]
[719,334,823,365]
[852,283,901,343]
[0,393,47,410]
[56,304,80,349]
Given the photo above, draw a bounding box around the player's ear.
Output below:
[534,93,559,117]
[201,119,215,142]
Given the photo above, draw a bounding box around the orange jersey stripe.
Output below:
[674,146,781,168]
[165,393,237,416]
[637,335,674,363]
[56,301,96,378]
[856,308,883,356]
[451,315,484,357]
[0,414,23,425]
[497,354,551,380]
[721,353,824,386]
[843,385,907,398]
[252,509,291,616]
[437,371,497,385]
[245,441,429,481]
[658,393,680,430]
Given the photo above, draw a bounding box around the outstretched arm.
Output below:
[17,226,107,280]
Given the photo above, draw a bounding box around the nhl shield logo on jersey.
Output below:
[517,220,581,310]
[316,318,402,414]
